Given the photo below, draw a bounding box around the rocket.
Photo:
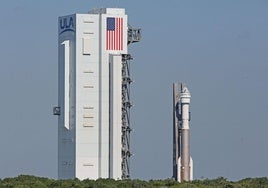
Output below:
[173,83,193,182]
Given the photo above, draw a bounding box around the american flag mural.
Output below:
[106,17,123,51]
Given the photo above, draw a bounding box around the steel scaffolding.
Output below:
[121,54,133,179]
[121,25,141,179]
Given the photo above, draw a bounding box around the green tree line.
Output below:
[0,175,268,188]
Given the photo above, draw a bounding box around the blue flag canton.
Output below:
[107,17,115,31]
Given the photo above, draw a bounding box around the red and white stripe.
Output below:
[106,17,123,51]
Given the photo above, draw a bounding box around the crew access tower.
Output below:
[53,8,141,180]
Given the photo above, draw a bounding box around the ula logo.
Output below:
[59,16,75,34]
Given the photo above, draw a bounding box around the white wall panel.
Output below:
[82,37,91,55]
[109,54,122,179]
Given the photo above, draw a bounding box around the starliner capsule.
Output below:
[173,83,193,182]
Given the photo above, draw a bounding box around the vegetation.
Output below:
[0,175,268,188]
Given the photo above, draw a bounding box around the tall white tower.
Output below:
[53,8,141,180]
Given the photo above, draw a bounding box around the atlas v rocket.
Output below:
[173,83,193,182]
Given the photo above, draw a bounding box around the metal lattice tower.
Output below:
[121,26,141,179]
[121,54,133,179]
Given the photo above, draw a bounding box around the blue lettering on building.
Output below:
[59,17,75,35]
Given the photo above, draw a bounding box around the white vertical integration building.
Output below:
[53,8,141,180]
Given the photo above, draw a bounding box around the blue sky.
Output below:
[0,0,267,180]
